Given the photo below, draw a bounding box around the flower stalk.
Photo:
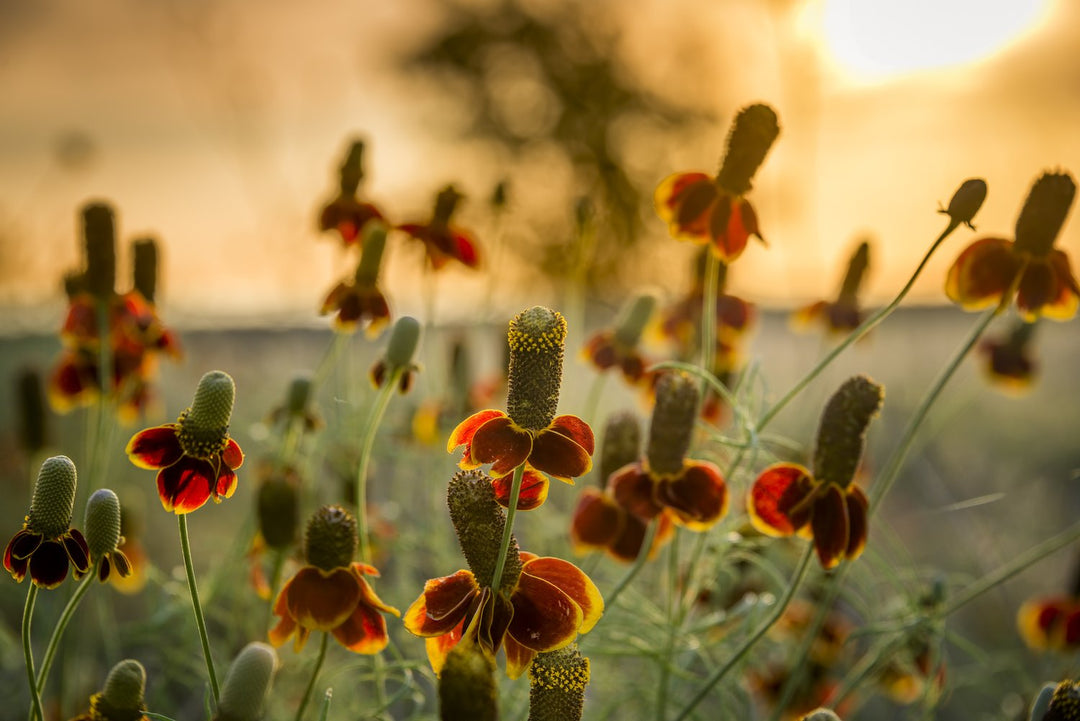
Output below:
[179,514,220,705]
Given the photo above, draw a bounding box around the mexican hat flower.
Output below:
[84,489,132,583]
[406,471,602,678]
[318,139,385,247]
[608,371,729,530]
[748,375,884,569]
[946,171,1079,321]
[4,455,90,588]
[655,103,780,262]
[449,307,594,505]
[580,293,656,387]
[269,505,399,653]
[793,240,871,335]
[978,319,1038,393]
[398,185,481,270]
[320,222,392,336]
[369,315,422,394]
[68,659,150,721]
[215,643,279,721]
[126,370,244,514]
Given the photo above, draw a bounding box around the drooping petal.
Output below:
[447,409,506,452]
[810,484,850,570]
[404,570,478,636]
[64,529,90,577]
[747,463,815,537]
[529,426,592,483]
[268,578,299,647]
[425,620,464,676]
[1017,597,1068,650]
[944,237,1021,310]
[569,489,623,551]
[214,466,238,501]
[449,229,480,268]
[508,573,584,653]
[28,540,70,589]
[332,600,391,654]
[157,457,216,514]
[655,172,713,233]
[581,331,619,371]
[470,416,533,477]
[656,461,728,531]
[126,425,183,469]
[1018,252,1080,321]
[844,486,869,561]
[4,530,39,582]
[549,415,596,456]
[504,634,538,680]
[352,564,400,616]
[493,468,550,510]
[609,464,663,521]
[222,438,244,470]
[521,556,603,635]
[285,567,363,631]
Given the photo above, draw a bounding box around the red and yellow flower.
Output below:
[570,487,675,562]
[792,241,871,335]
[126,371,244,514]
[945,171,1079,321]
[404,552,602,679]
[318,139,385,247]
[398,185,481,270]
[320,222,393,336]
[1018,596,1080,652]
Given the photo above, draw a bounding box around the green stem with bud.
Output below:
[179,514,220,706]
[35,572,94,700]
[23,585,44,721]
[489,463,526,591]
[355,367,402,565]
[296,632,330,721]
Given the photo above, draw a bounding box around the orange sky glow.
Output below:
[1,0,1077,330]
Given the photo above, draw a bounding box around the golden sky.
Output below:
[1,0,1077,328]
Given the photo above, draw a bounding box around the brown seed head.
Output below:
[177,371,235,460]
[812,375,884,488]
[506,306,567,431]
[304,505,357,571]
[527,645,591,721]
[447,470,521,594]
[132,237,159,303]
[716,103,780,196]
[28,455,77,539]
[646,372,699,477]
[438,640,499,721]
[1014,171,1076,258]
[339,139,366,196]
[82,202,117,300]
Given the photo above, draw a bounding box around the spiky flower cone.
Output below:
[799,710,842,721]
[812,375,884,489]
[91,659,146,721]
[716,103,780,195]
[29,455,78,538]
[506,306,567,432]
[646,372,699,477]
[438,640,498,721]
[16,368,48,455]
[612,293,656,347]
[448,470,522,594]
[1043,680,1080,721]
[257,472,299,550]
[132,237,159,303]
[85,489,122,560]
[177,371,235,459]
[355,222,388,285]
[1015,172,1076,257]
[598,411,641,486]
[304,505,357,571]
[527,645,590,721]
[82,202,117,300]
[339,139,366,196]
[215,643,278,721]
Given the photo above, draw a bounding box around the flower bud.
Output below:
[29,455,78,539]
[447,470,521,594]
[646,372,699,477]
[527,645,590,721]
[433,185,464,227]
[1043,680,1080,721]
[838,241,870,302]
[939,178,987,230]
[506,306,567,432]
[612,293,657,348]
[304,505,357,571]
[132,237,159,303]
[597,411,641,487]
[85,488,122,560]
[94,658,147,721]
[216,642,278,721]
[82,201,117,299]
[17,368,48,455]
[813,376,884,489]
[354,222,388,285]
[257,470,299,550]
[438,640,499,721]
[282,374,314,421]
[798,710,842,721]
[1015,172,1076,258]
[1031,682,1059,721]
[386,316,421,370]
[716,103,780,196]
[338,139,366,197]
[177,371,235,459]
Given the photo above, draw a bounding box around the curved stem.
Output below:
[672,545,814,721]
[757,222,958,431]
[23,584,44,721]
[295,632,330,721]
[36,573,94,696]
[489,464,525,591]
[356,368,401,565]
[179,514,220,705]
[700,252,720,390]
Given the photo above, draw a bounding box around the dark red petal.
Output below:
[1016,258,1057,317]
[944,237,1021,310]
[470,416,533,477]
[810,484,850,570]
[610,464,663,520]
[582,332,618,371]
[508,573,583,652]
[9,529,43,561]
[215,467,238,501]
[504,634,538,680]
[570,489,623,550]
[656,461,728,530]
[655,172,711,221]
[28,540,70,589]
[332,599,391,653]
[404,570,478,636]
[676,181,719,235]
[221,438,244,470]
[111,550,132,578]
[450,229,480,268]
[493,469,550,510]
[156,457,215,514]
[447,409,506,452]
[126,425,183,469]
[549,415,595,456]
[521,556,603,634]
[529,427,592,482]
[747,464,814,536]
[844,486,869,561]
[286,567,363,631]
[64,529,90,576]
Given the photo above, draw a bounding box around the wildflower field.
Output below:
[3,4,1080,721]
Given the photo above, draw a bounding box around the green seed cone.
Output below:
[447,470,521,594]
[1043,680,1080,721]
[527,645,590,721]
[940,178,987,229]
[85,488,122,560]
[304,505,357,571]
[438,640,499,721]
[812,375,884,489]
[216,642,278,721]
[178,370,235,459]
[257,473,299,550]
[798,710,842,721]
[95,659,146,721]
[646,372,699,477]
[598,411,641,488]
[82,201,117,299]
[506,306,567,431]
[386,316,421,370]
[716,103,780,196]
[17,368,48,455]
[612,293,657,348]
[339,139,366,196]
[837,241,870,303]
[28,455,77,539]
[132,237,159,303]
[1015,172,1076,258]
[283,374,314,420]
[354,222,388,285]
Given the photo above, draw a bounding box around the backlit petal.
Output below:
[332,601,391,654]
[504,635,537,680]
[508,573,584,652]
[810,484,849,570]
[64,529,90,576]
[470,416,532,477]
[1018,252,1080,321]
[550,415,596,456]
[447,409,506,453]
[655,172,712,225]
[521,556,603,635]
[493,468,550,510]
[844,486,869,561]
[657,461,728,531]
[610,464,663,521]
[126,425,183,469]
[425,620,464,677]
[944,237,1021,310]
[222,438,244,470]
[157,457,216,514]
[747,464,815,537]
[1018,597,1068,650]
[529,426,592,482]
[404,570,478,636]
[28,540,70,589]
[570,489,623,551]
[286,567,363,631]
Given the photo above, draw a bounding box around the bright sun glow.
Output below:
[822,0,1049,82]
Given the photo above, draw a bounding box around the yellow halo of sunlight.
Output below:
[821,0,1050,82]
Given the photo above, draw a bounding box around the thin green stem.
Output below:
[178,514,220,705]
[489,464,525,591]
[582,372,607,427]
[700,252,720,390]
[869,308,996,516]
[757,222,958,431]
[23,584,44,721]
[265,548,286,631]
[36,573,94,697]
[656,533,682,721]
[295,632,330,721]
[600,519,660,610]
[672,545,814,721]
[356,368,401,565]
